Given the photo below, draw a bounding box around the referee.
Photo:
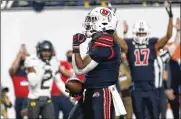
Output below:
[145,18,180,119]
[154,49,171,119]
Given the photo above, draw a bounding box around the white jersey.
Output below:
[25,55,59,99]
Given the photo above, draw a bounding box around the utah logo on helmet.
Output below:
[100,9,110,16]
[83,7,118,37]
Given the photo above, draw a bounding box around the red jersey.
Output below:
[51,61,85,96]
[11,69,29,97]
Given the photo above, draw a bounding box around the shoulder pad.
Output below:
[149,37,158,44]
[150,37,159,40]
[93,35,114,48]
[24,55,39,68]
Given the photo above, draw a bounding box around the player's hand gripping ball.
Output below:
[65,77,84,97]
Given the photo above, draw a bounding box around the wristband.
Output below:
[73,46,80,53]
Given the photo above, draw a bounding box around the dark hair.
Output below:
[66,50,73,56]
[1,87,9,93]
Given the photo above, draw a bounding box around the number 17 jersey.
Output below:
[125,38,158,82]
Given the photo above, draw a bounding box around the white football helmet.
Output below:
[83,7,118,37]
[132,20,150,45]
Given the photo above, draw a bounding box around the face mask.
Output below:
[67,56,72,62]
[19,60,25,66]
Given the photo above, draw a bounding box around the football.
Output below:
[65,78,84,95]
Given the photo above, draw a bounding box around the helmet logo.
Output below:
[139,28,144,32]
[100,9,110,16]
[44,44,50,49]
[139,22,145,32]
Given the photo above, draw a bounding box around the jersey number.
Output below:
[41,70,53,89]
[134,49,150,66]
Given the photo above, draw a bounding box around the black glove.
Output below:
[73,33,86,53]
[165,1,173,18]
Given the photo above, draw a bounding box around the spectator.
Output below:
[166,59,180,119]
[20,98,28,118]
[51,50,84,119]
[165,17,180,119]
[1,86,12,118]
[65,50,85,80]
[9,44,29,119]
[118,53,133,119]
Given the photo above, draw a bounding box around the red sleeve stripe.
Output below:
[92,42,115,59]
[108,47,114,59]
[97,39,113,46]
[99,36,113,41]
[92,42,112,48]
[98,38,113,42]
[97,36,113,46]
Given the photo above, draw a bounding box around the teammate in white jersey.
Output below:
[25,40,69,119]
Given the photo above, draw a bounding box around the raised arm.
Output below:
[123,20,129,39]
[113,32,128,54]
[9,44,29,76]
[155,1,173,50]
[167,17,180,56]
[9,51,22,76]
